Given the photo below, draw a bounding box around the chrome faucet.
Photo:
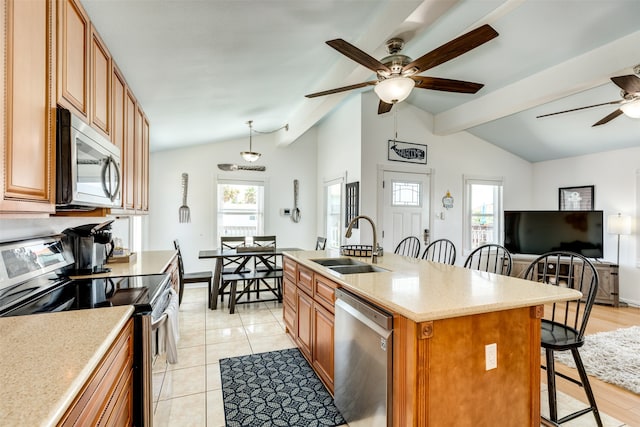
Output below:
[345,215,379,264]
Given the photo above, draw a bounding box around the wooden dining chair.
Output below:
[173,240,213,307]
[251,235,282,300]
[219,236,249,306]
[522,251,602,426]
[463,243,512,275]
[393,236,421,258]
[421,238,456,265]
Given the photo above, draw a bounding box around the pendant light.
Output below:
[240,120,261,162]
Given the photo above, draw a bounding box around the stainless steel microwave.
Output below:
[56,107,121,210]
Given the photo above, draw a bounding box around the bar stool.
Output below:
[394,236,421,258]
[523,251,602,426]
[463,243,512,275]
[421,238,456,265]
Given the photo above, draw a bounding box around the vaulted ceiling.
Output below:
[81,0,640,162]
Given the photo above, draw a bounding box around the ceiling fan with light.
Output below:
[305,24,499,114]
[536,66,640,126]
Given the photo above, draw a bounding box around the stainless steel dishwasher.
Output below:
[334,288,393,427]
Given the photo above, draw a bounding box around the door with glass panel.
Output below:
[324,179,343,250]
[381,171,430,254]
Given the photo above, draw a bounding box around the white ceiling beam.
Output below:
[433,29,640,135]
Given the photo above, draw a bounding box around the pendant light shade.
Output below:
[374,76,415,104]
[240,120,261,162]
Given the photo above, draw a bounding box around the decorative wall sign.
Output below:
[345,182,359,229]
[388,140,427,165]
[559,185,594,211]
[442,190,454,209]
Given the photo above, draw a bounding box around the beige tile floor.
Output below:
[152,285,297,427]
[153,285,625,427]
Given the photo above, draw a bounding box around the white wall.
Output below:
[532,147,640,305]
[359,91,534,260]
[316,95,363,243]
[148,130,318,272]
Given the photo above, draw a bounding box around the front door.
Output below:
[381,170,430,254]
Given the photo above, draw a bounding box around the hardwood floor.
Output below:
[545,303,640,427]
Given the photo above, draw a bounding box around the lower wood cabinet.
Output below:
[283,256,338,393]
[59,318,134,426]
[296,289,313,360]
[164,252,180,295]
[312,302,334,390]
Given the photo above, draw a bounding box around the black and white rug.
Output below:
[553,325,640,394]
[220,348,345,427]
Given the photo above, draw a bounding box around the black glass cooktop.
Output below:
[0,274,170,317]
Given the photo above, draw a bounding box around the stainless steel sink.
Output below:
[328,264,389,274]
[311,258,367,267]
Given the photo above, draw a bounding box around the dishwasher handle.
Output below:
[335,288,393,331]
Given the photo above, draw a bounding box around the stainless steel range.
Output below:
[0,235,172,427]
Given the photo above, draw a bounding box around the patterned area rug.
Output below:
[554,325,640,394]
[220,348,345,427]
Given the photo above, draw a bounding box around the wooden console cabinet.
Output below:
[283,256,337,393]
[59,318,134,426]
[510,255,620,306]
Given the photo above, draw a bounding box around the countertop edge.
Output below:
[48,305,135,426]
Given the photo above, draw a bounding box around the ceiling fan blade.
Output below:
[536,100,622,119]
[305,81,377,98]
[378,101,393,114]
[402,24,498,74]
[592,109,624,127]
[611,75,640,93]
[326,39,391,74]
[412,76,484,93]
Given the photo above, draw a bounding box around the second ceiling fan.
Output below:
[305,24,499,114]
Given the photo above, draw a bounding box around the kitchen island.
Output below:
[0,305,134,426]
[282,250,581,427]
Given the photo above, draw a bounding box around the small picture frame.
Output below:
[558,185,594,211]
[388,140,427,165]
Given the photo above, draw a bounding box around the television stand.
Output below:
[510,254,620,307]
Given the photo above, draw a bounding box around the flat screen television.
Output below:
[503,210,603,258]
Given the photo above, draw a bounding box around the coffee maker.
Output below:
[63,219,114,274]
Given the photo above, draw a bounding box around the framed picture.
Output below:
[388,140,427,165]
[558,185,594,211]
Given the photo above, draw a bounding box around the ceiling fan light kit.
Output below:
[620,99,640,118]
[305,24,498,114]
[374,76,415,104]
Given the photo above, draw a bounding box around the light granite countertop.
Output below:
[0,305,134,426]
[70,250,177,279]
[284,250,582,323]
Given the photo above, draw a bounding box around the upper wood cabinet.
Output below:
[134,105,143,211]
[123,89,136,210]
[57,0,89,118]
[141,115,150,212]
[90,25,111,139]
[0,0,56,215]
[111,65,126,208]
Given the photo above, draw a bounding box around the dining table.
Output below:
[198,247,302,310]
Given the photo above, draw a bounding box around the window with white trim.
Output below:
[324,178,343,249]
[217,179,265,242]
[464,176,503,252]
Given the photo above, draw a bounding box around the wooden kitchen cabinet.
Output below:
[284,256,338,393]
[90,25,111,139]
[0,0,56,215]
[141,115,150,212]
[312,302,335,392]
[296,289,314,360]
[57,0,90,119]
[59,318,134,426]
[123,89,136,210]
[164,252,180,295]
[134,105,144,211]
